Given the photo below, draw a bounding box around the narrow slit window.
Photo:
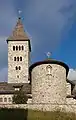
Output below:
[0,98,3,102]
[19,46,21,51]
[17,75,19,78]
[8,98,11,102]
[20,57,22,61]
[22,46,24,50]
[14,57,16,61]
[19,66,21,70]
[4,98,7,102]
[17,57,19,61]
[16,46,18,50]
[16,66,18,70]
[46,65,52,75]
[13,46,15,51]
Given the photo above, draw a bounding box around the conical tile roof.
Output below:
[8,17,29,40]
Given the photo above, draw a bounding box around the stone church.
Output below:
[0,16,76,106]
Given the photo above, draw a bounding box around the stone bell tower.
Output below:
[7,17,31,83]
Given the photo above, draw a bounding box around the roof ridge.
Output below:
[7,17,29,40]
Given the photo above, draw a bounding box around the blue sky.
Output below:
[0,0,76,81]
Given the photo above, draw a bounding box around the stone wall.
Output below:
[66,98,76,104]
[1,103,76,113]
[66,82,71,95]
[8,41,30,83]
[32,64,67,104]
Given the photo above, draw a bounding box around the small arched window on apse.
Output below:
[16,46,18,50]
[22,46,24,50]
[46,65,52,75]
[20,57,22,61]
[13,46,15,51]
[17,57,19,61]
[19,66,21,70]
[14,57,16,61]
[19,46,21,51]
[17,75,19,78]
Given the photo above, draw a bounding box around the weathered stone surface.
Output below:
[66,98,76,104]
[8,41,30,83]
[66,82,71,95]
[31,64,67,104]
[1,104,76,113]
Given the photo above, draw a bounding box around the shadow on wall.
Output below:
[0,108,28,120]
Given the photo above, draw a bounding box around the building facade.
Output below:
[7,18,31,83]
[0,17,76,108]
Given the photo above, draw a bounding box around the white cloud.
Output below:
[24,0,76,50]
[0,0,17,81]
[0,0,76,82]
[0,1,17,69]
[0,67,7,82]
[68,69,76,80]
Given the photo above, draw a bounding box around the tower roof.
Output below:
[7,17,29,40]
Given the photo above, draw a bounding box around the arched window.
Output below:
[4,98,7,102]
[16,66,18,70]
[19,66,21,70]
[22,46,24,50]
[16,46,18,50]
[17,75,19,78]
[8,98,11,102]
[19,46,21,51]
[0,98,3,102]
[14,57,16,61]
[20,57,22,61]
[17,57,19,61]
[13,46,15,51]
[46,65,52,75]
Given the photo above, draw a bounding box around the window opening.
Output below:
[17,75,19,78]
[22,46,24,50]
[16,46,18,50]
[14,57,16,61]
[20,57,22,61]
[17,57,19,61]
[4,98,7,102]
[19,46,21,51]
[13,46,15,51]
[19,66,21,70]
[0,98,2,102]
[16,66,18,70]
[46,65,52,75]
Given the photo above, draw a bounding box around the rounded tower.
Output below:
[30,58,69,104]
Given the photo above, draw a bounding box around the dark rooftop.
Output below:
[0,82,31,94]
[30,59,69,77]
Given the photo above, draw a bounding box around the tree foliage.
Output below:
[13,89,28,104]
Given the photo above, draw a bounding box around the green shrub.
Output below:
[12,89,28,104]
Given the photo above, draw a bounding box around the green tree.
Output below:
[13,89,28,104]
